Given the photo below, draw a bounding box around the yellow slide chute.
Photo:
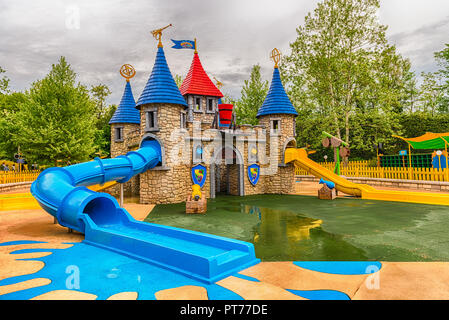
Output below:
[286,148,449,206]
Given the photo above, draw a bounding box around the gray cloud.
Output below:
[388,16,449,75]
[0,0,448,105]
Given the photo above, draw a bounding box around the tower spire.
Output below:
[257,49,298,118]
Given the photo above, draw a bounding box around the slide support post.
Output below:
[120,183,124,207]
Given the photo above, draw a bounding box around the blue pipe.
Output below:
[31,139,161,233]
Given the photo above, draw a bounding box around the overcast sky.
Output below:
[1,0,449,105]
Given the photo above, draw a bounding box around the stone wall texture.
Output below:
[109,123,140,196]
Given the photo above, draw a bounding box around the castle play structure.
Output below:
[30,28,449,284]
[108,43,298,204]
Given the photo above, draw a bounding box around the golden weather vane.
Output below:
[120,64,136,82]
[151,24,173,47]
[270,48,281,68]
[213,77,223,90]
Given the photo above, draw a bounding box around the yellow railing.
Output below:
[0,170,42,184]
[295,161,449,182]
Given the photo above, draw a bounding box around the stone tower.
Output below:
[256,57,298,194]
[179,51,225,198]
[180,52,224,125]
[135,45,192,204]
[109,78,141,195]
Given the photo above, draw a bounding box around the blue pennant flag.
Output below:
[171,39,195,50]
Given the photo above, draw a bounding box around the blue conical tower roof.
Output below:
[256,67,298,118]
[136,47,187,108]
[109,81,140,124]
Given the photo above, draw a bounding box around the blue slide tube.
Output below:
[31,139,259,283]
[31,139,162,233]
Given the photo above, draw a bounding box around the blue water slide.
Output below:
[31,139,259,283]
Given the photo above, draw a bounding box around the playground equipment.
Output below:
[319,178,335,190]
[31,139,259,283]
[318,178,337,200]
[432,150,448,170]
[321,131,350,175]
[192,184,202,200]
[286,147,449,206]
[186,184,207,214]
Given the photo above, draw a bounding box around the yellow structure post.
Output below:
[438,137,449,182]
[408,143,412,180]
[436,137,449,182]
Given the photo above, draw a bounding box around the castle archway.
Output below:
[210,146,244,198]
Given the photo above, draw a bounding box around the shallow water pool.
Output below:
[145,194,449,261]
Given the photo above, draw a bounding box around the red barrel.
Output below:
[218,104,233,128]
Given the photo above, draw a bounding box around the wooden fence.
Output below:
[295,161,449,182]
[0,170,42,184]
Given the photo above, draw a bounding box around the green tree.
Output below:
[90,84,111,118]
[282,0,411,151]
[0,92,27,159]
[95,104,117,157]
[174,74,184,88]
[234,65,269,125]
[90,84,115,156]
[402,70,419,114]
[419,72,445,116]
[0,67,10,94]
[434,44,449,112]
[9,57,98,165]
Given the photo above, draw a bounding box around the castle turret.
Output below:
[109,65,141,196]
[180,52,223,125]
[257,49,298,194]
[109,67,140,158]
[136,43,192,204]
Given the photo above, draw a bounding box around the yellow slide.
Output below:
[285,148,449,206]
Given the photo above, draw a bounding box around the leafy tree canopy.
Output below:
[9,57,99,165]
[234,64,269,125]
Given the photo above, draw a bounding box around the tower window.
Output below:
[145,108,159,132]
[114,127,123,142]
[248,143,258,163]
[206,98,216,113]
[193,142,203,163]
[180,111,187,129]
[270,119,281,135]
[193,96,203,113]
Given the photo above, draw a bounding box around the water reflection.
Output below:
[146,194,448,261]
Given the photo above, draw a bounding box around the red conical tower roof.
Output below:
[180,53,223,98]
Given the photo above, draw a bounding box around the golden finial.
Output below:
[213,77,223,89]
[194,38,198,54]
[270,48,281,68]
[151,24,173,48]
[119,64,136,82]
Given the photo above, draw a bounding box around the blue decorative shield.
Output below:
[247,164,260,186]
[191,164,207,188]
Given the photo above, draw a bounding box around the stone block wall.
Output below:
[258,114,296,195]
[109,123,140,197]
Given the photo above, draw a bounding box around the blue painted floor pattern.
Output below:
[0,240,381,300]
[293,261,382,275]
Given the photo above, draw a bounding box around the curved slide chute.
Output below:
[31,139,259,283]
[286,148,449,206]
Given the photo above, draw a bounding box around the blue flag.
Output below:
[171,39,195,50]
